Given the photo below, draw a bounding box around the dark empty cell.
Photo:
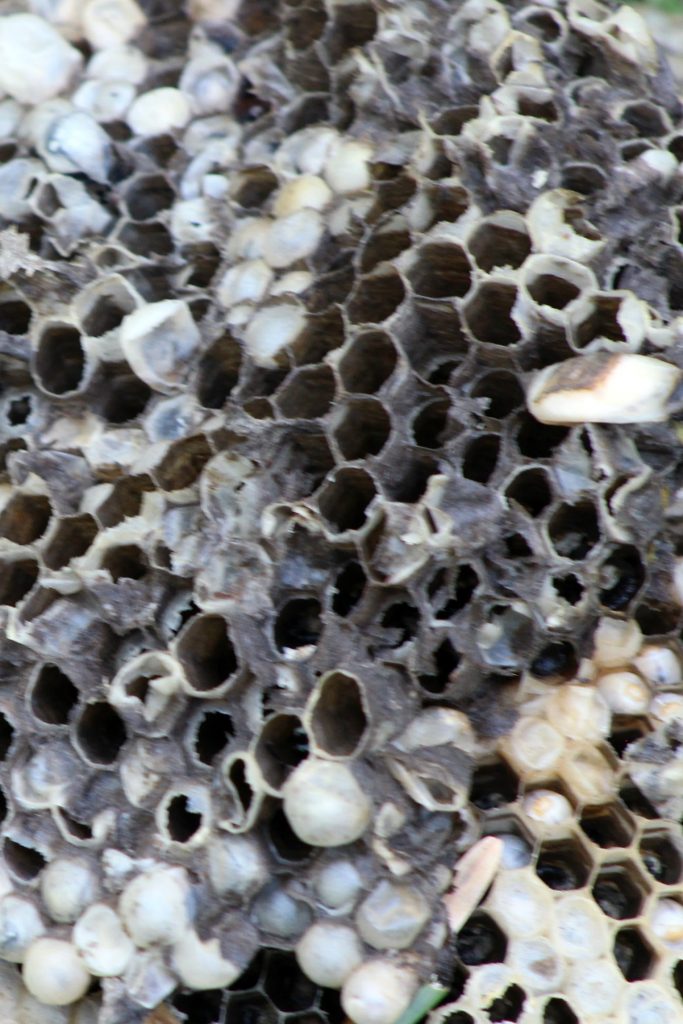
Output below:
[409,243,472,298]
[548,500,599,558]
[517,96,557,121]
[614,927,654,981]
[284,0,326,48]
[439,1016,474,1024]
[522,9,562,40]
[536,840,591,890]
[318,468,376,532]
[227,994,277,1024]
[619,780,658,820]
[360,224,412,274]
[385,456,437,503]
[456,912,506,966]
[472,371,524,418]
[0,493,51,544]
[430,105,479,135]
[599,545,644,610]
[310,672,366,756]
[464,282,520,345]
[166,794,202,842]
[470,759,518,810]
[437,563,479,619]
[640,834,682,883]
[255,713,309,789]
[264,951,318,1011]
[592,866,646,919]
[274,598,321,650]
[332,561,366,616]
[334,399,390,459]
[488,984,525,1022]
[506,468,552,517]
[0,299,31,334]
[580,804,635,848]
[98,365,150,423]
[622,100,668,137]
[329,0,377,54]
[419,637,460,693]
[636,599,680,637]
[399,300,468,380]
[516,414,568,458]
[468,221,531,273]
[197,334,242,408]
[268,806,313,862]
[7,396,31,426]
[504,533,532,558]
[381,601,419,647]
[119,221,173,256]
[531,641,577,681]
[229,951,265,991]
[81,296,130,337]
[173,989,223,1024]
[3,838,45,880]
[56,807,95,842]
[0,558,39,605]
[675,961,683,998]
[101,544,148,582]
[154,435,212,490]
[543,999,578,1024]
[228,758,253,816]
[462,435,500,484]
[413,398,450,448]
[125,174,174,220]
[35,325,84,394]
[574,295,626,348]
[195,710,234,766]
[0,714,12,760]
[185,243,220,289]
[608,724,647,758]
[527,273,579,309]
[339,331,397,393]
[76,703,126,765]
[560,162,607,195]
[231,166,278,208]
[177,615,238,691]
[278,366,335,419]
[30,664,78,725]
[97,475,154,529]
[553,574,583,605]
[347,268,405,324]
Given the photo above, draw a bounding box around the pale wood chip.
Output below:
[443,835,503,933]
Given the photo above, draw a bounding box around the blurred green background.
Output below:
[635,0,683,11]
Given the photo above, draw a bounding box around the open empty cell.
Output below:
[177,614,239,692]
[35,324,85,394]
[464,282,521,345]
[334,398,390,459]
[30,664,78,725]
[318,468,376,531]
[0,493,51,544]
[408,241,472,298]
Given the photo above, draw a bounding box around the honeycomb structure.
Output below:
[0,0,682,1021]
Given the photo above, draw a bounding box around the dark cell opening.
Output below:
[470,759,518,811]
[228,757,253,815]
[608,723,648,759]
[506,468,552,517]
[419,638,460,694]
[310,672,367,757]
[35,325,84,394]
[119,221,173,256]
[98,364,151,423]
[468,222,530,273]
[462,434,500,484]
[231,166,278,208]
[76,703,127,765]
[528,273,580,309]
[97,475,155,529]
[522,9,562,40]
[488,984,525,1022]
[464,282,520,345]
[3,838,45,880]
[82,296,130,337]
[255,713,309,789]
[591,866,646,919]
[0,493,51,544]
[154,434,212,490]
[384,456,438,503]
[619,780,658,820]
[125,174,174,220]
[197,335,242,409]
[360,225,412,274]
[274,598,322,650]
[614,927,655,981]
[599,545,644,610]
[553,574,583,605]
[332,561,366,616]
[264,951,318,1012]
[268,807,314,863]
[101,543,148,582]
[413,398,450,448]
[195,710,234,766]
[516,414,568,458]
[7,396,31,426]
[178,615,238,691]
[339,330,397,394]
[548,500,599,558]
[543,999,578,1024]
[43,515,98,571]
[430,105,478,135]
[471,371,524,419]
[380,601,419,647]
[639,834,682,884]
[674,960,683,998]
[456,912,507,966]
[536,840,591,890]
[580,804,634,849]
[0,558,39,606]
[167,794,202,843]
[622,100,668,137]
[347,268,405,324]
[560,163,607,195]
[173,990,223,1024]
[530,641,577,681]
[0,299,31,334]
[334,398,390,459]
[318,468,376,532]
[0,714,12,760]
[409,242,472,299]
[278,366,335,419]
[504,533,532,558]
[437,563,479,619]
[574,294,626,348]
[636,599,680,637]
[226,994,277,1024]
[31,664,78,725]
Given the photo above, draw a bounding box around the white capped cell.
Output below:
[118,865,192,948]
[82,0,146,49]
[0,14,82,105]
[598,671,650,715]
[342,959,418,1024]
[127,88,191,136]
[634,646,682,688]
[243,304,307,369]
[41,859,98,925]
[521,788,573,826]
[296,922,362,988]
[73,903,134,977]
[282,757,371,847]
[22,937,90,1006]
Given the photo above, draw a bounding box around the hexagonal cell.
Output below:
[553,573,584,606]
[42,515,97,572]
[516,413,568,458]
[543,998,578,1024]
[530,641,578,682]
[0,558,39,606]
[254,712,309,791]
[3,838,46,881]
[277,365,335,419]
[622,100,669,137]
[435,562,479,619]
[100,543,149,582]
[333,397,391,460]
[639,832,683,884]
[471,370,524,418]
[383,454,439,503]
[29,664,78,726]
[347,267,405,324]
[408,241,472,299]
[592,862,650,919]
[418,636,460,693]
[0,297,31,335]
[505,468,553,517]
[635,598,680,637]
[462,434,500,484]
[548,500,600,559]
[230,166,278,208]
[75,702,127,766]
[176,614,239,693]
[35,323,85,395]
[308,671,367,758]
[118,220,173,257]
[614,926,656,981]
[96,475,155,529]
[412,397,450,449]
[0,493,51,545]
[398,299,468,381]
[580,803,636,849]
[124,173,175,220]
[456,911,507,965]
[339,330,397,393]
[527,271,581,310]
[360,219,411,274]
[318,467,376,532]
[469,758,519,810]
[619,778,659,821]
[468,215,531,273]
[225,994,277,1024]
[173,990,223,1024]
[197,333,242,408]
[599,544,645,610]
[560,163,607,196]
[191,709,234,767]
[331,560,366,617]
[264,949,318,1011]
[274,597,322,650]
[536,836,593,891]
[574,293,627,348]
[153,434,212,491]
[78,282,137,338]
[463,281,521,345]
[267,806,313,863]
[486,984,525,1023]
[92,362,151,423]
